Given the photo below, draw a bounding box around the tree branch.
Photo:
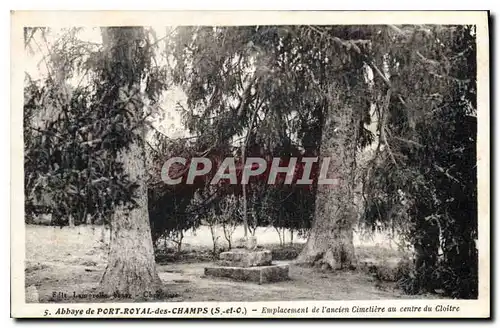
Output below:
[307,25,409,107]
[306,25,371,55]
[393,136,423,148]
[236,75,258,118]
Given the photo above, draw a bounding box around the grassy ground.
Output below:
[25,225,440,303]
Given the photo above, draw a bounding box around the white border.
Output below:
[10,10,490,319]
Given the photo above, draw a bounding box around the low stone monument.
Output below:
[204,236,289,284]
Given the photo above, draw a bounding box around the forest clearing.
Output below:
[25,224,441,302]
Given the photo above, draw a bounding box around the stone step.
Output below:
[218,249,272,267]
[204,264,289,284]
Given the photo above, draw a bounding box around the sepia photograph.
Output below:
[10,11,490,318]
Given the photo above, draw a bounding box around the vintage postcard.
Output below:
[11,11,490,318]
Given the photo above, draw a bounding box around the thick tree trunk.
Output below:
[100,139,162,296]
[296,89,358,270]
[99,27,161,297]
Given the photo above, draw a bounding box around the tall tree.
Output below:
[98,27,161,296]
[170,25,478,288]
[297,85,361,269]
[361,25,478,297]
[295,27,372,268]
[170,26,373,268]
[24,27,171,295]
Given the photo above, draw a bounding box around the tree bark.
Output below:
[99,27,161,297]
[296,87,358,270]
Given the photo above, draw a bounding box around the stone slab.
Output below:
[204,264,289,284]
[218,249,272,267]
[234,236,258,250]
